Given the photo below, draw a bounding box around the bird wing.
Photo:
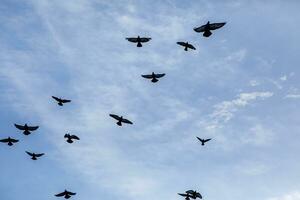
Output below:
[126,37,138,43]
[10,138,19,143]
[64,134,69,138]
[121,118,133,124]
[209,22,226,30]
[186,190,194,194]
[109,114,120,120]
[52,96,61,102]
[177,42,186,47]
[193,25,206,32]
[0,138,9,143]
[27,126,39,131]
[196,193,202,199]
[14,124,25,130]
[204,138,211,142]
[196,137,203,142]
[61,99,71,103]
[55,192,66,197]
[141,74,153,79]
[139,37,151,42]
[154,73,165,78]
[70,135,80,140]
[26,151,34,156]
[35,153,45,157]
[66,191,76,195]
[187,43,196,50]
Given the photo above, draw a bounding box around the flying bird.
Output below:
[109,114,133,126]
[52,96,71,106]
[194,21,226,37]
[55,190,76,199]
[141,72,165,83]
[177,42,196,51]
[126,36,151,47]
[26,151,44,160]
[0,137,19,146]
[64,134,80,143]
[196,137,211,146]
[178,190,202,200]
[14,123,39,135]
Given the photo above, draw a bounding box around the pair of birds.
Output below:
[0,123,39,146]
[126,21,226,51]
[178,190,203,200]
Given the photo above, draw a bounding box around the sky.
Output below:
[1,0,300,200]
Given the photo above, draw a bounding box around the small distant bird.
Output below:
[178,190,202,200]
[177,42,196,51]
[64,134,80,143]
[26,151,44,160]
[196,137,211,146]
[14,123,39,135]
[194,21,226,37]
[52,96,71,106]
[109,114,133,126]
[126,36,151,47]
[55,190,76,199]
[0,137,19,146]
[141,72,165,83]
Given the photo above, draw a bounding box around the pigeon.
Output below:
[55,190,76,199]
[177,42,196,51]
[109,114,133,126]
[26,151,44,160]
[14,123,39,135]
[0,137,19,146]
[141,72,165,83]
[194,21,226,37]
[64,134,80,143]
[126,36,151,47]
[178,190,202,200]
[52,96,71,106]
[186,190,203,199]
[196,137,211,146]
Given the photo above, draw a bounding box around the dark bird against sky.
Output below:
[55,190,76,199]
[196,137,211,146]
[194,21,226,37]
[126,36,151,47]
[52,96,71,106]
[177,42,196,51]
[26,151,45,160]
[64,134,80,143]
[14,123,39,135]
[0,137,19,146]
[109,114,133,126]
[141,72,165,83]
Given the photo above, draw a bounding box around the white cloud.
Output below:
[267,191,300,200]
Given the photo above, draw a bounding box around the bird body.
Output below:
[196,137,211,145]
[26,151,44,160]
[109,114,133,126]
[55,190,76,199]
[177,42,196,51]
[194,21,226,37]
[52,96,71,106]
[126,36,151,47]
[14,123,39,135]
[64,134,80,143]
[141,72,165,83]
[0,137,19,146]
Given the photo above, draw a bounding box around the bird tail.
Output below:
[184,46,188,51]
[23,130,30,135]
[151,78,158,83]
[117,121,122,126]
[137,42,142,47]
[58,102,63,106]
[203,30,212,37]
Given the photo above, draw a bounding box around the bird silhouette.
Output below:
[178,190,202,200]
[141,72,165,83]
[196,137,211,146]
[126,36,151,47]
[14,123,39,135]
[26,151,44,160]
[64,134,80,143]
[0,137,19,146]
[55,190,76,199]
[177,42,196,51]
[109,114,133,126]
[194,21,226,37]
[52,96,71,106]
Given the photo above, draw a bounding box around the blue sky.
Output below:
[1,0,300,200]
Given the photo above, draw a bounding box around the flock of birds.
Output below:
[0,21,226,199]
